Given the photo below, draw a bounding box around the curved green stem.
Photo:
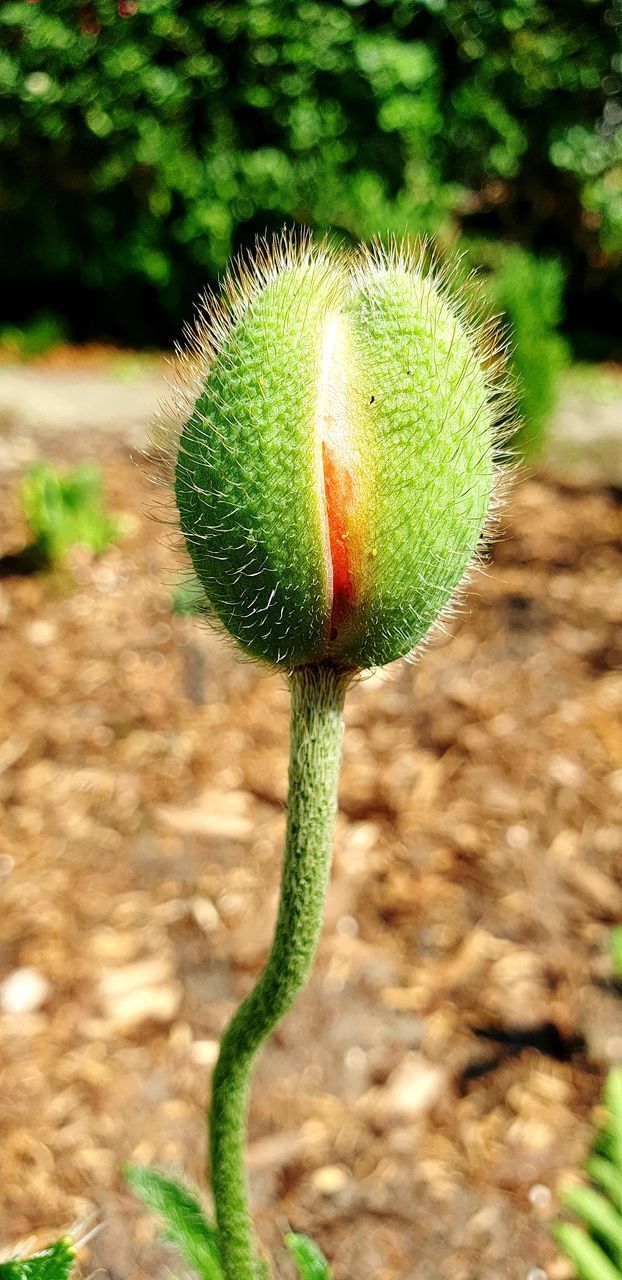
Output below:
[208,662,350,1280]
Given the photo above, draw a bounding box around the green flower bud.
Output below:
[171,233,509,670]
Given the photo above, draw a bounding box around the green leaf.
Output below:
[562,1184,622,1261]
[604,1071,622,1172]
[586,1157,622,1216]
[611,927,622,982]
[171,574,206,616]
[552,1223,622,1280]
[284,1233,331,1279]
[594,1128,616,1164]
[125,1164,223,1280]
[0,1239,75,1280]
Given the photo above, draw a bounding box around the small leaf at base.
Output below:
[611,926,622,982]
[552,1223,622,1280]
[284,1233,331,1279]
[125,1164,222,1279]
[586,1156,622,1216]
[0,1239,75,1280]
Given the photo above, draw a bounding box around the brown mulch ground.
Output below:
[1,442,622,1280]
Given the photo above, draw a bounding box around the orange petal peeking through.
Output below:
[317,313,361,638]
[321,438,356,632]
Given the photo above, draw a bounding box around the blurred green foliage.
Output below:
[554,1071,622,1280]
[469,242,569,454]
[0,1239,75,1280]
[125,1165,224,1280]
[0,312,68,359]
[493,250,569,455]
[284,1234,332,1279]
[170,574,206,616]
[613,926,622,980]
[1,0,621,347]
[21,460,122,567]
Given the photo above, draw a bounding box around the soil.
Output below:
[1,427,622,1280]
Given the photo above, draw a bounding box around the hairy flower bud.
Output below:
[170,233,509,670]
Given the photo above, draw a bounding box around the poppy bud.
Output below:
[173,233,507,670]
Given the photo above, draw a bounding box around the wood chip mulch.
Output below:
[1,449,621,1280]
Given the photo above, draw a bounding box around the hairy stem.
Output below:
[208,662,350,1280]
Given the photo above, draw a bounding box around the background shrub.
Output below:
[1,0,621,350]
[495,250,569,456]
[467,241,569,455]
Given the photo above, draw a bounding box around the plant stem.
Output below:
[208,662,350,1280]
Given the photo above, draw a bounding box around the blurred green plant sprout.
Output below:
[554,1071,622,1280]
[612,926,622,983]
[170,573,205,616]
[0,312,67,361]
[0,1239,75,1280]
[18,460,123,571]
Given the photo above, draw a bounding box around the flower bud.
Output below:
[172,234,508,670]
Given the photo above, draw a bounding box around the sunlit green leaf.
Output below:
[284,1232,331,1280]
[0,1239,75,1280]
[552,1223,621,1280]
[611,927,622,982]
[125,1164,222,1280]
